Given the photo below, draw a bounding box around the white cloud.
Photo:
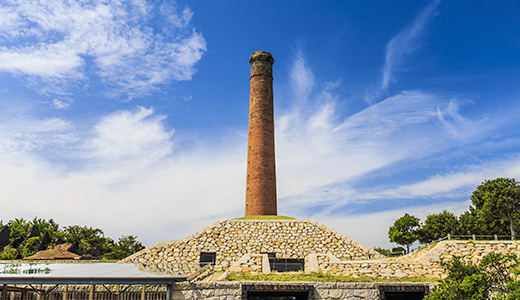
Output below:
[85,107,174,164]
[381,0,440,90]
[0,48,85,78]
[52,98,74,110]
[0,0,206,98]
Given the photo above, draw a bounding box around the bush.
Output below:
[427,253,520,300]
[0,246,17,260]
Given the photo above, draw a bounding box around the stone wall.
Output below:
[121,219,383,275]
[170,281,435,300]
[9,282,436,300]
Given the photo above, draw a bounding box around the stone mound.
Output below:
[121,219,384,276]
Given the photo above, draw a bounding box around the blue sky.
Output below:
[1,0,520,249]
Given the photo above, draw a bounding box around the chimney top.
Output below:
[249,51,274,65]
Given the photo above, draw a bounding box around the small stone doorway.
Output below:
[383,292,425,300]
[246,291,308,300]
[379,285,429,300]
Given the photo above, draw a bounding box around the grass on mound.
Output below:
[234,215,296,220]
[226,271,439,283]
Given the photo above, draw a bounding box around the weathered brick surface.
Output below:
[245,51,277,216]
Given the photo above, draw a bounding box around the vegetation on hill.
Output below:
[0,217,144,260]
[382,178,520,252]
[227,270,436,283]
[426,253,520,300]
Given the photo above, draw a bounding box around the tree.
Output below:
[31,217,62,242]
[419,210,459,244]
[471,178,520,239]
[20,236,40,258]
[388,213,420,253]
[458,207,510,236]
[0,217,143,260]
[102,235,145,260]
[63,225,112,256]
[426,253,520,300]
[6,218,32,241]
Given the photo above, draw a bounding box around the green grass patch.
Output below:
[234,216,296,220]
[226,271,439,283]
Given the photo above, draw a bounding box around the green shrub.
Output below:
[427,253,520,300]
[20,236,40,258]
[0,246,17,260]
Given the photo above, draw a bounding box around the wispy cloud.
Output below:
[290,50,315,104]
[0,117,76,153]
[277,90,486,203]
[52,98,74,110]
[353,157,520,201]
[381,0,440,91]
[0,0,206,99]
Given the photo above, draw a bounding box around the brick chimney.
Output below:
[245,51,277,216]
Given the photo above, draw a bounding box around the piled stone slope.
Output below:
[121,219,383,275]
[398,240,520,264]
[321,240,520,279]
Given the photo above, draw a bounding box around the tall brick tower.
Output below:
[245,51,277,216]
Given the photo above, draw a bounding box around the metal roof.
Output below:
[0,262,186,284]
